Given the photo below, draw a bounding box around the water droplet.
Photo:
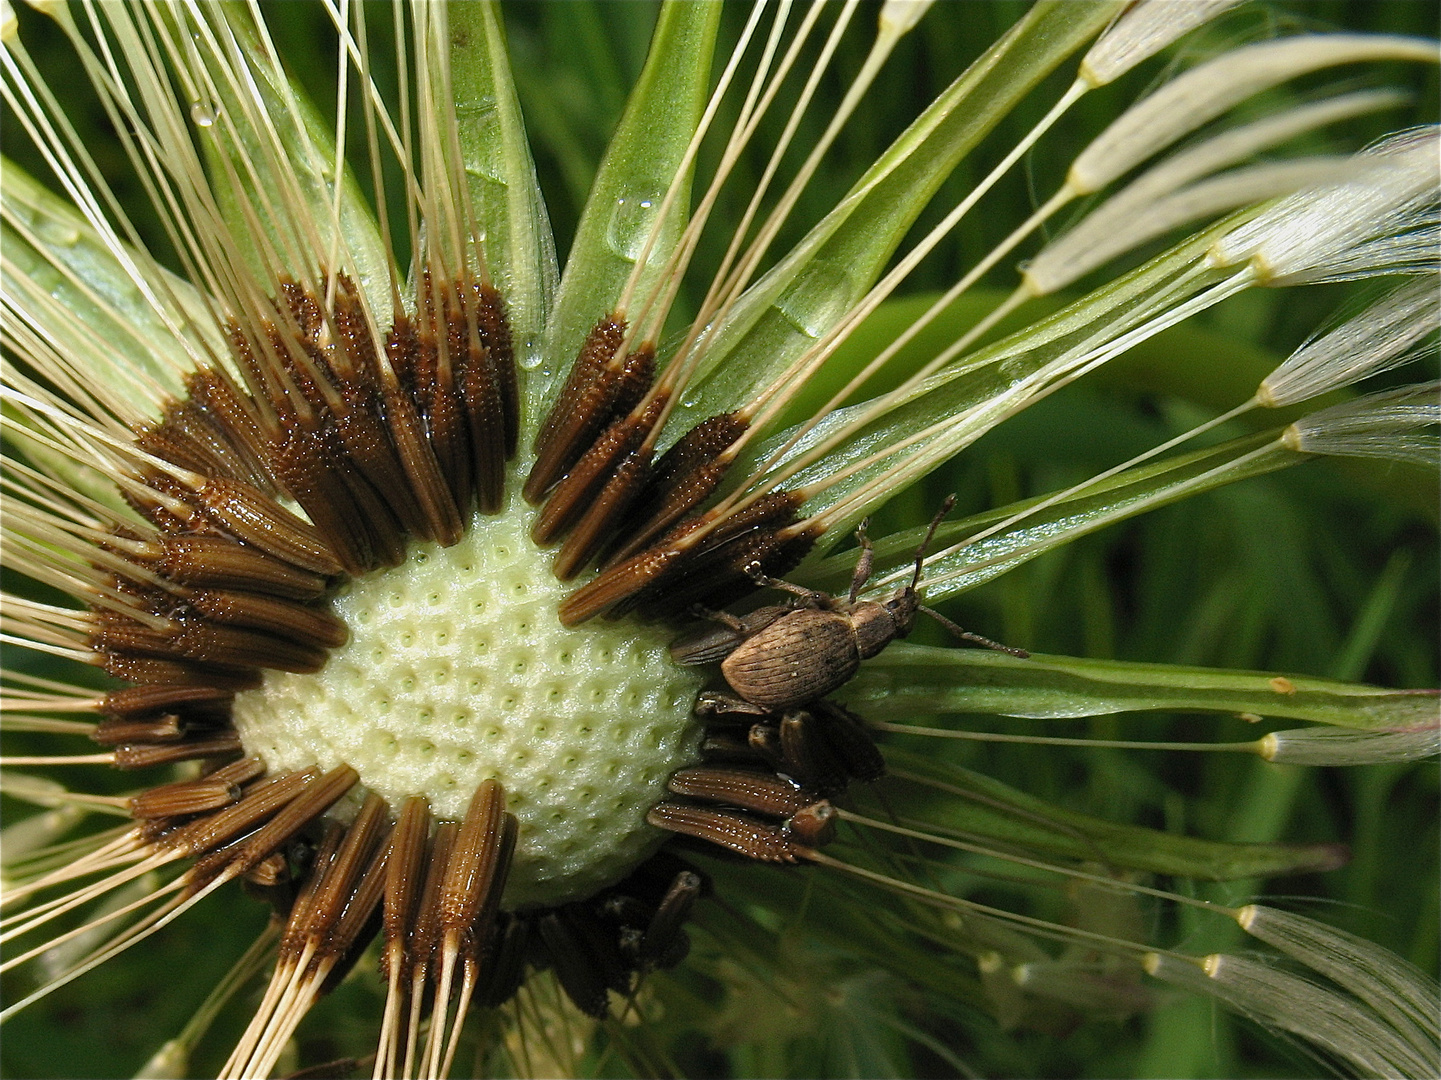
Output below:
[605,194,662,261]
[773,261,861,339]
[190,101,216,127]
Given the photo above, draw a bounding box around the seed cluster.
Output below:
[524,313,823,625]
[39,272,894,1055]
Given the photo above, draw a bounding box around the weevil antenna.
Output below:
[919,605,1030,658]
[911,495,957,593]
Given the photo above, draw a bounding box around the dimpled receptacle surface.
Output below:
[231,490,704,907]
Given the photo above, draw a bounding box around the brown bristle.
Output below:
[552,447,653,580]
[603,411,749,566]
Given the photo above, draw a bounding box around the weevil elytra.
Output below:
[671,497,1026,711]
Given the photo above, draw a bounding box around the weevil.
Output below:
[671,497,1025,711]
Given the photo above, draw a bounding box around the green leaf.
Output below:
[798,428,1298,599]
[449,0,559,422]
[0,162,216,416]
[188,3,393,311]
[846,643,1440,729]
[539,0,722,413]
[674,1,1125,427]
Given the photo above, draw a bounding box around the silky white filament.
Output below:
[1260,275,1440,407]
[1284,381,1440,466]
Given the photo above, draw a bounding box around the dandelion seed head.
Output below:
[232,482,702,906]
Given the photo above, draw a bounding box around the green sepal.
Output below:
[878,747,1347,881]
[845,643,1441,730]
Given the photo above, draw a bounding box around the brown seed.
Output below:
[155,535,328,600]
[129,776,242,819]
[810,699,885,783]
[666,766,816,818]
[268,424,376,575]
[646,801,800,863]
[604,411,749,566]
[553,445,654,580]
[536,910,611,1019]
[98,654,261,690]
[112,730,242,770]
[436,780,514,948]
[461,337,507,514]
[212,764,359,883]
[526,334,654,505]
[91,614,327,673]
[528,316,626,485]
[329,387,433,542]
[102,684,235,719]
[475,913,529,1009]
[91,713,185,746]
[475,283,518,458]
[183,589,348,649]
[779,711,849,795]
[164,768,318,858]
[381,796,432,981]
[181,369,274,492]
[194,477,342,575]
[384,316,465,545]
[781,801,837,847]
[639,870,703,971]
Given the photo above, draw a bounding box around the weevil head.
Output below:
[852,586,918,658]
[883,585,923,637]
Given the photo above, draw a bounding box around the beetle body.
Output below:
[718,597,914,710]
[670,496,1023,712]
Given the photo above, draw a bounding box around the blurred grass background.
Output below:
[2,2,1436,1077]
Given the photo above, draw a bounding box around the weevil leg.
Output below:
[848,518,875,603]
[911,495,957,591]
[688,603,745,632]
[694,690,771,719]
[743,562,829,605]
